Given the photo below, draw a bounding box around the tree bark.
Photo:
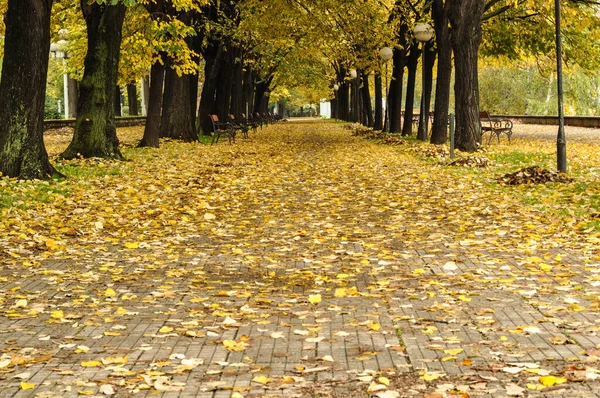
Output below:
[374,73,383,130]
[389,46,407,133]
[141,75,150,116]
[402,43,420,137]
[198,42,223,134]
[0,0,56,179]
[67,76,78,118]
[448,0,485,152]
[127,83,139,116]
[361,70,373,127]
[215,49,234,120]
[430,0,452,144]
[160,66,197,141]
[417,40,436,141]
[114,85,122,117]
[338,82,349,121]
[61,2,126,160]
[138,58,164,148]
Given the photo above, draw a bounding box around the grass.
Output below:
[0,179,70,210]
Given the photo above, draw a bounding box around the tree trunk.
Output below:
[198,42,223,134]
[374,73,383,130]
[141,75,150,116]
[417,40,436,141]
[127,83,139,116]
[61,2,126,160]
[114,85,122,117]
[338,82,350,121]
[448,0,485,152]
[215,49,234,120]
[230,47,244,118]
[361,70,373,127]
[430,0,452,145]
[389,47,407,133]
[138,58,164,148]
[160,66,197,141]
[67,75,78,118]
[0,0,56,179]
[242,66,254,118]
[402,43,420,137]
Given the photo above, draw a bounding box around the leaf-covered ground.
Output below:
[0,120,599,397]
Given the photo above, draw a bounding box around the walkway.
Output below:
[1,121,599,397]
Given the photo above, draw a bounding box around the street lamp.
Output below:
[50,39,70,119]
[379,47,393,132]
[554,0,567,172]
[414,23,434,141]
[349,69,358,79]
[333,84,339,120]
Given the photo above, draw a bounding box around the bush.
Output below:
[45,96,62,120]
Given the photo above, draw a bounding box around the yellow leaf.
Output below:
[539,263,552,271]
[540,376,567,386]
[104,288,117,297]
[159,326,174,333]
[367,321,381,331]
[334,288,347,298]
[422,326,437,335]
[81,360,103,367]
[115,307,128,315]
[458,295,471,302]
[223,339,249,352]
[78,390,94,395]
[104,331,121,336]
[308,294,322,305]
[336,273,350,279]
[422,373,441,381]
[444,348,463,356]
[101,356,128,365]
[124,242,139,249]
[378,377,390,386]
[50,310,64,319]
[441,356,458,361]
[252,375,272,385]
[20,382,35,390]
[413,268,425,275]
[527,383,546,390]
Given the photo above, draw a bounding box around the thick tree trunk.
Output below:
[361,71,373,127]
[389,47,406,133]
[242,66,254,118]
[141,75,150,116]
[417,41,436,141]
[230,48,244,118]
[338,83,350,121]
[448,0,485,152]
[138,58,164,148]
[114,86,122,117]
[160,66,197,141]
[127,83,139,116]
[374,73,383,130]
[430,0,452,145]
[0,0,56,179]
[198,42,223,134]
[215,49,234,121]
[254,76,273,115]
[402,44,420,137]
[67,76,78,118]
[331,97,338,119]
[61,2,126,160]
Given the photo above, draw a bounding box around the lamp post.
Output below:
[50,39,69,119]
[554,0,567,172]
[379,47,393,132]
[333,83,339,120]
[349,69,358,122]
[414,23,434,141]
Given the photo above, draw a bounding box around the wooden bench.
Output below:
[209,114,235,144]
[228,114,250,139]
[480,111,513,144]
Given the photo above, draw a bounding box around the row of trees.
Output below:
[329,0,600,152]
[0,0,599,180]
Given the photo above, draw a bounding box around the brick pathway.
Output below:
[1,121,599,397]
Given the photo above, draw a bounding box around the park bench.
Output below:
[228,114,250,139]
[242,113,259,134]
[480,111,513,144]
[209,114,235,144]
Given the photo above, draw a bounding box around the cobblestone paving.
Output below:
[1,121,599,397]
